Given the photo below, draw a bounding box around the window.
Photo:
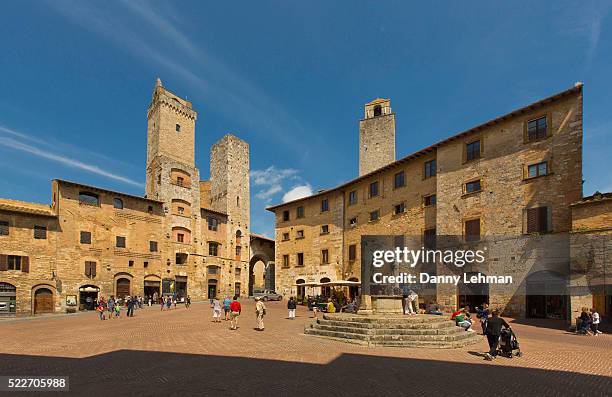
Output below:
[176,123,181,132]
[149,241,158,252]
[465,180,482,194]
[349,244,357,261]
[113,198,123,209]
[296,230,304,239]
[369,182,379,198]
[527,116,547,141]
[207,217,219,231]
[373,105,382,117]
[297,252,304,267]
[128,260,134,267]
[34,225,47,240]
[465,219,481,242]
[176,176,185,186]
[321,199,329,212]
[349,217,357,227]
[209,242,219,256]
[80,231,92,244]
[207,266,218,275]
[394,203,405,215]
[116,236,126,248]
[176,253,188,265]
[0,220,8,236]
[394,171,405,189]
[237,196,240,207]
[144,261,149,268]
[236,246,241,257]
[369,210,380,222]
[235,267,241,276]
[282,210,290,221]
[424,228,436,249]
[8,255,22,271]
[177,206,185,215]
[424,194,437,207]
[527,207,549,233]
[321,249,329,264]
[348,191,357,205]
[424,160,436,179]
[282,232,290,241]
[466,140,481,161]
[296,206,304,218]
[528,162,548,178]
[177,233,185,243]
[321,225,329,234]
[79,192,99,206]
[85,261,96,278]
[282,255,289,268]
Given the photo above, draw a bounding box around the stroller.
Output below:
[498,328,522,358]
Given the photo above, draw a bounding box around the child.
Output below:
[114,304,121,318]
[591,308,602,335]
[212,297,222,322]
[97,302,105,320]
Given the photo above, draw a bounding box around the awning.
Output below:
[79,286,100,292]
[321,281,361,286]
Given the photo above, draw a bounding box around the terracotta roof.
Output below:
[250,233,274,242]
[571,191,612,206]
[200,207,228,217]
[54,179,164,204]
[0,198,56,217]
[267,84,583,212]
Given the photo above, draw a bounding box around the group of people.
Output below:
[577,307,602,335]
[95,295,141,320]
[159,295,191,311]
[209,295,245,330]
[306,295,359,317]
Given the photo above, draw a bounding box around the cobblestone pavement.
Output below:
[0,300,610,396]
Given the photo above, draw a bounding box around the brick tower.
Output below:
[359,98,396,176]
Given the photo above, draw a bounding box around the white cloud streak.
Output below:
[282,184,313,203]
[250,166,299,203]
[0,127,143,188]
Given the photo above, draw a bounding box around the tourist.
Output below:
[404,289,418,315]
[327,298,336,313]
[166,297,172,310]
[255,296,266,331]
[477,303,490,335]
[229,295,241,330]
[212,296,222,323]
[342,299,356,313]
[426,303,443,315]
[186,295,191,309]
[114,303,121,318]
[455,308,473,331]
[96,298,105,320]
[579,308,592,335]
[160,296,165,311]
[287,297,297,319]
[127,296,135,317]
[223,296,232,320]
[312,299,319,318]
[107,296,115,320]
[591,308,602,335]
[484,309,511,360]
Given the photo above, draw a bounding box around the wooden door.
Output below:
[116,279,130,298]
[34,288,53,314]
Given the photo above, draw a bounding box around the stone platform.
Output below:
[304,313,481,348]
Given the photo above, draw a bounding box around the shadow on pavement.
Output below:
[1,350,611,396]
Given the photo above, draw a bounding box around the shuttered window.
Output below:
[80,231,92,244]
[297,253,304,267]
[2,255,28,272]
[0,220,8,236]
[527,207,549,233]
[34,225,47,239]
[149,241,158,252]
[424,160,436,178]
[0,255,8,271]
[85,261,97,278]
[465,219,481,241]
[369,182,379,198]
[349,244,357,261]
[282,255,289,268]
[321,249,329,264]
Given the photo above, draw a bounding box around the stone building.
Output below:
[267,83,610,320]
[0,79,274,316]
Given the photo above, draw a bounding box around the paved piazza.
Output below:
[0,301,610,396]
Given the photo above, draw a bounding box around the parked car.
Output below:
[252,289,283,301]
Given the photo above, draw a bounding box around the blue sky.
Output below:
[1,1,611,237]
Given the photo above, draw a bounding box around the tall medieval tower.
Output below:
[145,78,202,293]
[359,98,396,176]
[210,135,250,267]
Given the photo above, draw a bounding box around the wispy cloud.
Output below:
[0,126,143,188]
[251,166,299,203]
[283,184,313,203]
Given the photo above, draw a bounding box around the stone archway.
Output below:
[249,234,275,295]
[249,255,268,296]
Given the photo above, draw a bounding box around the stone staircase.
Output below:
[304,313,481,348]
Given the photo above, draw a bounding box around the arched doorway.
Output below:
[526,271,568,319]
[0,282,17,315]
[320,277,331,297]
[207,279,218,300]
[116,278,131,299]
[296,279,305,299]
[457,272,489,312]
[248,255,268,296]
[348,277,360,300]
[34,288,54,314]
[79,285,99,310]
[144,275,161,303]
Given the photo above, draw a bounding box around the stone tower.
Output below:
[145,78,202,288]
[359,98,396,176]
[210,134,250,264]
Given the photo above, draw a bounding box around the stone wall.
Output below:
[359,99,396,176]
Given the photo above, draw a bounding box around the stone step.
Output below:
[310,323,466,336]
[304,330,480,348]
[316,318,457,330]
[304,327,368,341]
[368,331,476,342]
[323,314,451,324]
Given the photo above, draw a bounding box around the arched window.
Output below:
[113,198,123,209]
[79,192,99,206]
[373,105,382,117]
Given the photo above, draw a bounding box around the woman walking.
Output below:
[212,296,222,322]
